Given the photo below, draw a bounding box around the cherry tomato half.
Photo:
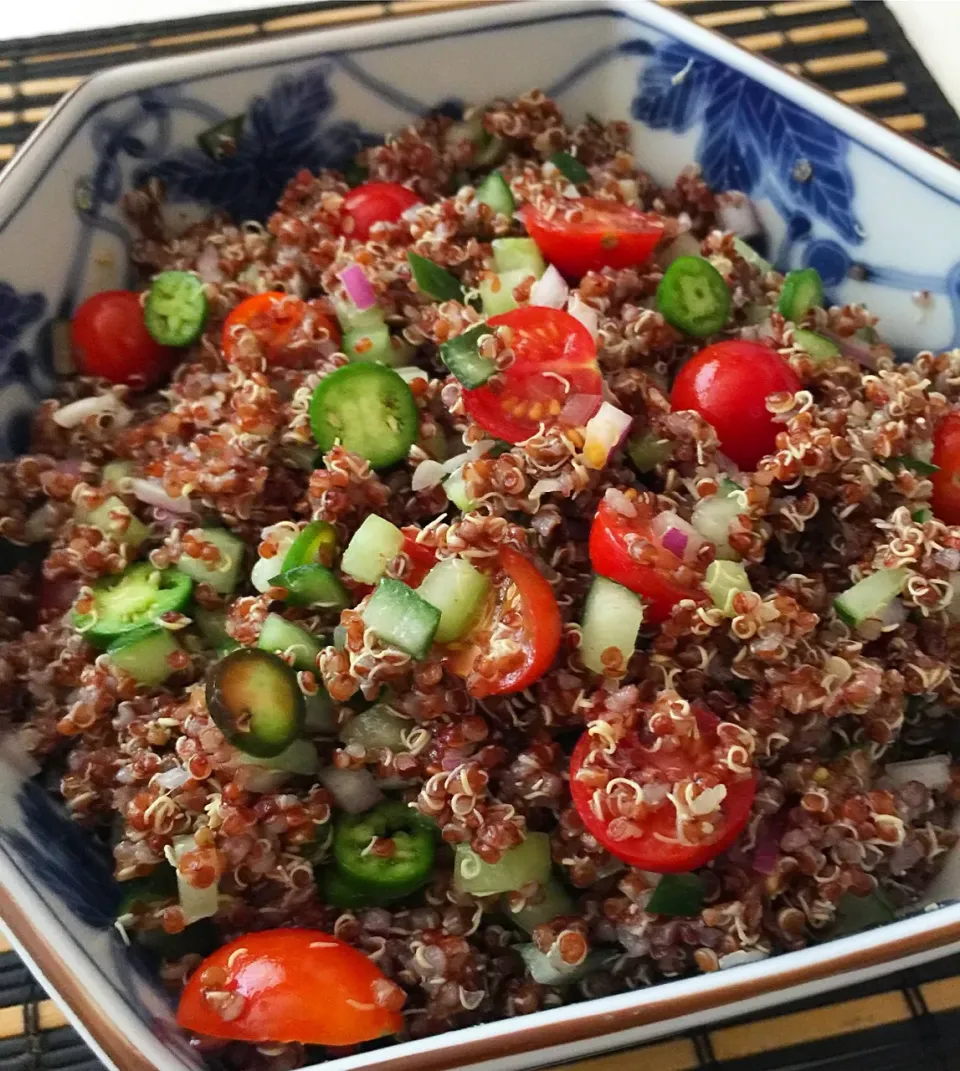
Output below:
[931,411,960,525]
[71,290,174,388]
[177,929,403,1045]
[570,705,757,873]
[448,546,561,697]
[400,526,439,588]
[589,497,704,625]
[222,293,339,369]
[670,340,802,471]
[462,306,602,443]
[522,199,665,279]
[342,182,422,241]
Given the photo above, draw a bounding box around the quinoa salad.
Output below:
[3,90,960,1067]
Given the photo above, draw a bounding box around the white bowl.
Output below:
[3,2,960,1070]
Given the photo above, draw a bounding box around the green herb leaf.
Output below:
[407,252,465,303]
[830,890,895,938]
[886,456,940,476]
[549,151,590,185]
[196,115,244,161]
[646,873,706,917]
[912,508,933,524]
[343,160,369,188]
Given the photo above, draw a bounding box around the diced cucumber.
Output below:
[439,323,496,388]
[417,557,490,643]
[107,626,181,686]
[732,236,773,275]
[444,468,478,511]
[519,944,599,986]
[363,578,441,659]
[340,704,410,752]
[704,560,751,616]
[454,832,552,895]
[194,607,231,649]
[341,515,405,585]
[258,612,321,672]
[175,528,245,594]
[251,529,297,593]
[235,737,319,775]
[480,269,530,316]
[171,834,219,924]
[579,576,644,674]
[101,460,133,488]
[274,564,350,610]
[627,431,672,472]
[343,322,400,366]
[692,486,744,561]
[834,567,908,628]
[336,302,384,335]
[492,237,545,277]
[502,878,574,934]
[793,328,840,361]
[79,495,149,549]
[475,172,515,216]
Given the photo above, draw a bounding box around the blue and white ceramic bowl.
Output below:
[3,2,960,1070]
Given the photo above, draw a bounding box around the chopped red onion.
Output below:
[751,816,784,875]
[936,548,960,572]
[659,526,688,558]
[53,394,132,429]
[559,393,603,427]
[650,510,705,563]
[567,293,599,340]
[128,478,194,515]
[441,439,496,475]
[529,265,569,309]
[716,191,762,238]
[154,766,192,791]
[885,754,951,791]
[583,402,632,469]
[877,598,908,629]
[411,458,447,492]
[655,231,701,269]
[339,264,377,311]
[319,766,383,814]
[824,329,877,369]
[195,244,222,284]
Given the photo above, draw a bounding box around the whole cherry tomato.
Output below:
[462,306,602,443]
[570,705,757,873]
[342,182,422,241]
[670,340,802,470]
[71,290,173,388]
[931,411,960,525]
[522,199,664,279]
[589,497,704,625]
[177,929,403,1045]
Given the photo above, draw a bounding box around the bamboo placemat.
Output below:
[2,1,960,1069]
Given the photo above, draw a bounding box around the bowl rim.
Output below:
[3,2,960,1070]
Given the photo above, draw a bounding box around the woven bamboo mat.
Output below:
[2,1,960,1069]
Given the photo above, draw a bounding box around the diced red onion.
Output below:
[128,478,194,515]
[740,318,775,343]
[154,766,192,791]
[529,265,569,309]
[824,329,876,369]
[716,191,762,238]
[655,231,701,269]
[718,949,770,970]
[650,510,705,563]
[411,458,447,492]
[319,766,383,814]
[339,264,377,311]
[936,548,960,571]
[583,402,632,469]
[441,439,496,475]
[567,294,599,340]
[195,244,222,284]
[53,394,131,429]
[530,477,565,501]
[878,598,908,629]
[885,754,951,791]
[751,816,783,875]
[559,393,603,427]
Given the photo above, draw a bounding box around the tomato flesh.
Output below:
[400,527,439,588]
[670,340,802,470]
[222,292,338,368]
[177,929,402,1045]
[462,306,601,443]
[931,411,960,525]
[449,546,561,697]
[589,498,703,625]
[522,200,664,279]
[570,706,756,873]
[71,290,174,388]
[342,182,422,241]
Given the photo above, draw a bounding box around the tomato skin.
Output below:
[400,527,439,587]
[71,290,173,388]
[342,182,422,241]
[222,293,338,368]
[462,306,601,443]
[670,340,802,470]
[569,710,757,873]
[589,499,702,625]
[931,412,960,525]
[177,929,402,1045]
[522,200,664,279]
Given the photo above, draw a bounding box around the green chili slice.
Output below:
[332,799,435,895]
[656,255,731,337]
[144,270,208,347]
